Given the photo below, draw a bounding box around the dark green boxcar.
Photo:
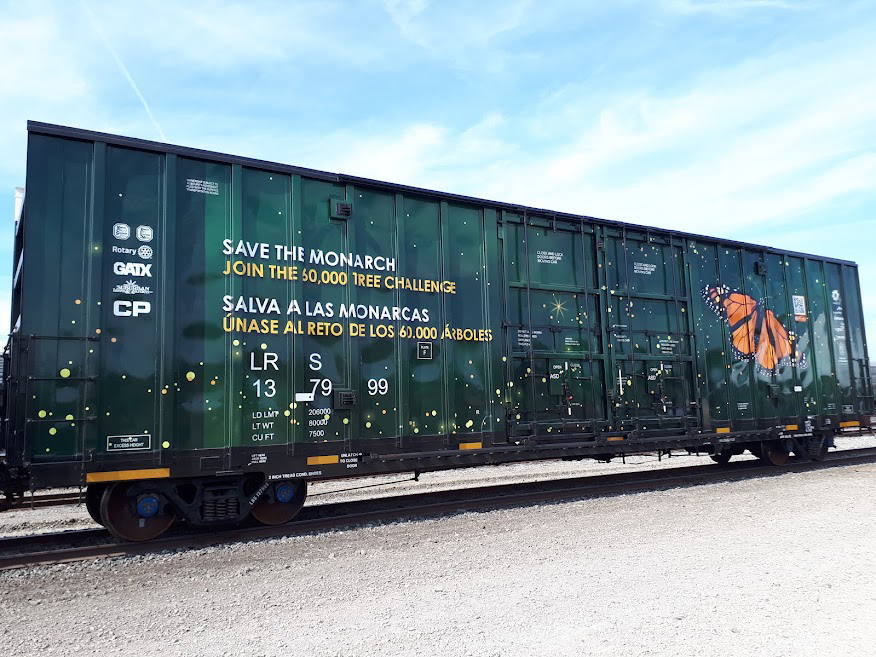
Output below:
[1,122,872,539]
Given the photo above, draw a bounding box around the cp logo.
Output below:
[113,300,151,317]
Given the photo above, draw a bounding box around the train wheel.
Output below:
[99,482,175,542]
[85,484,107,526]
[250,480,307,526]
[710,450,732,464]
[759,441,789,466]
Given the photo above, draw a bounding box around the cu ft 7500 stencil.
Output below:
[1,122,872,540]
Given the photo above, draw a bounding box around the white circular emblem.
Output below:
[138,245,153,260]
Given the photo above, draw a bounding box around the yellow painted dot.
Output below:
[431,410,437,416]
[210,380,216,385]
[284,410,290,417]
[414,428,419,434]
[74,299,81,305]
[162,389,168,395]
[162,441,170,448]
[465,420,474,428]
[38,410,47,418]
[65,414,73,420]
[48,428,57,436]
[343,418,349,425]
[291,403,297,409]
[382,409,387,414]
[260,343,267,350]
[508,382,514,388]
[496,389,501,395]
[516,414,521,420]
[186,371,196,381]
[233,339,240,347]
[59,368,71,378]
[111,337,117,343]
[365,421,372,428]
[324,414,330,421]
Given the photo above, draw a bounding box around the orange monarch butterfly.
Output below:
[701,284,807,374]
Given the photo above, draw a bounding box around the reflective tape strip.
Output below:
[785,424,799,431]
[606,436,625,442]
[716,428,731,434]
[840,421,860,428]
[459,442,482,450]
[307,455,340,466]
[86,468,170,483]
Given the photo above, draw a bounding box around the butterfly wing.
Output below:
[755,309,793,372]
[702,285,797,373]
[701,286,759,359]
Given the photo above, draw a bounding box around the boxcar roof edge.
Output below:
[26,120,858,268]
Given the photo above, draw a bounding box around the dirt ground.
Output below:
[1,457,874,657]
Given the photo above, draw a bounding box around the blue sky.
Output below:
[1,0,874,340]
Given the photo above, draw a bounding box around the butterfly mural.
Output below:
[701,284,807,374]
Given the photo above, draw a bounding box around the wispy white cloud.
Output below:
[83,0,391,71]
[381,0,533,70]
[344,27,876,240]
[81,0,167,141]
[659,0,818,14]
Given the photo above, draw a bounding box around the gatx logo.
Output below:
[113,262,152,277]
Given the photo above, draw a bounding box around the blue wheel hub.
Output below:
[276,483,295,504]
[136,495,160,518]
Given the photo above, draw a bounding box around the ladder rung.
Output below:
[27,376,97,382]
[27,416,96,423]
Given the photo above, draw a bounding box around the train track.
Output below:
[1,446,875,571]
[3,435,871,514]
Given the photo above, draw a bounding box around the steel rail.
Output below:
[1,447,875,571]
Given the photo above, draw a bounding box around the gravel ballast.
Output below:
[1,459,875,656]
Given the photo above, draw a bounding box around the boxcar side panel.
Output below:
[6,124,872,494]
